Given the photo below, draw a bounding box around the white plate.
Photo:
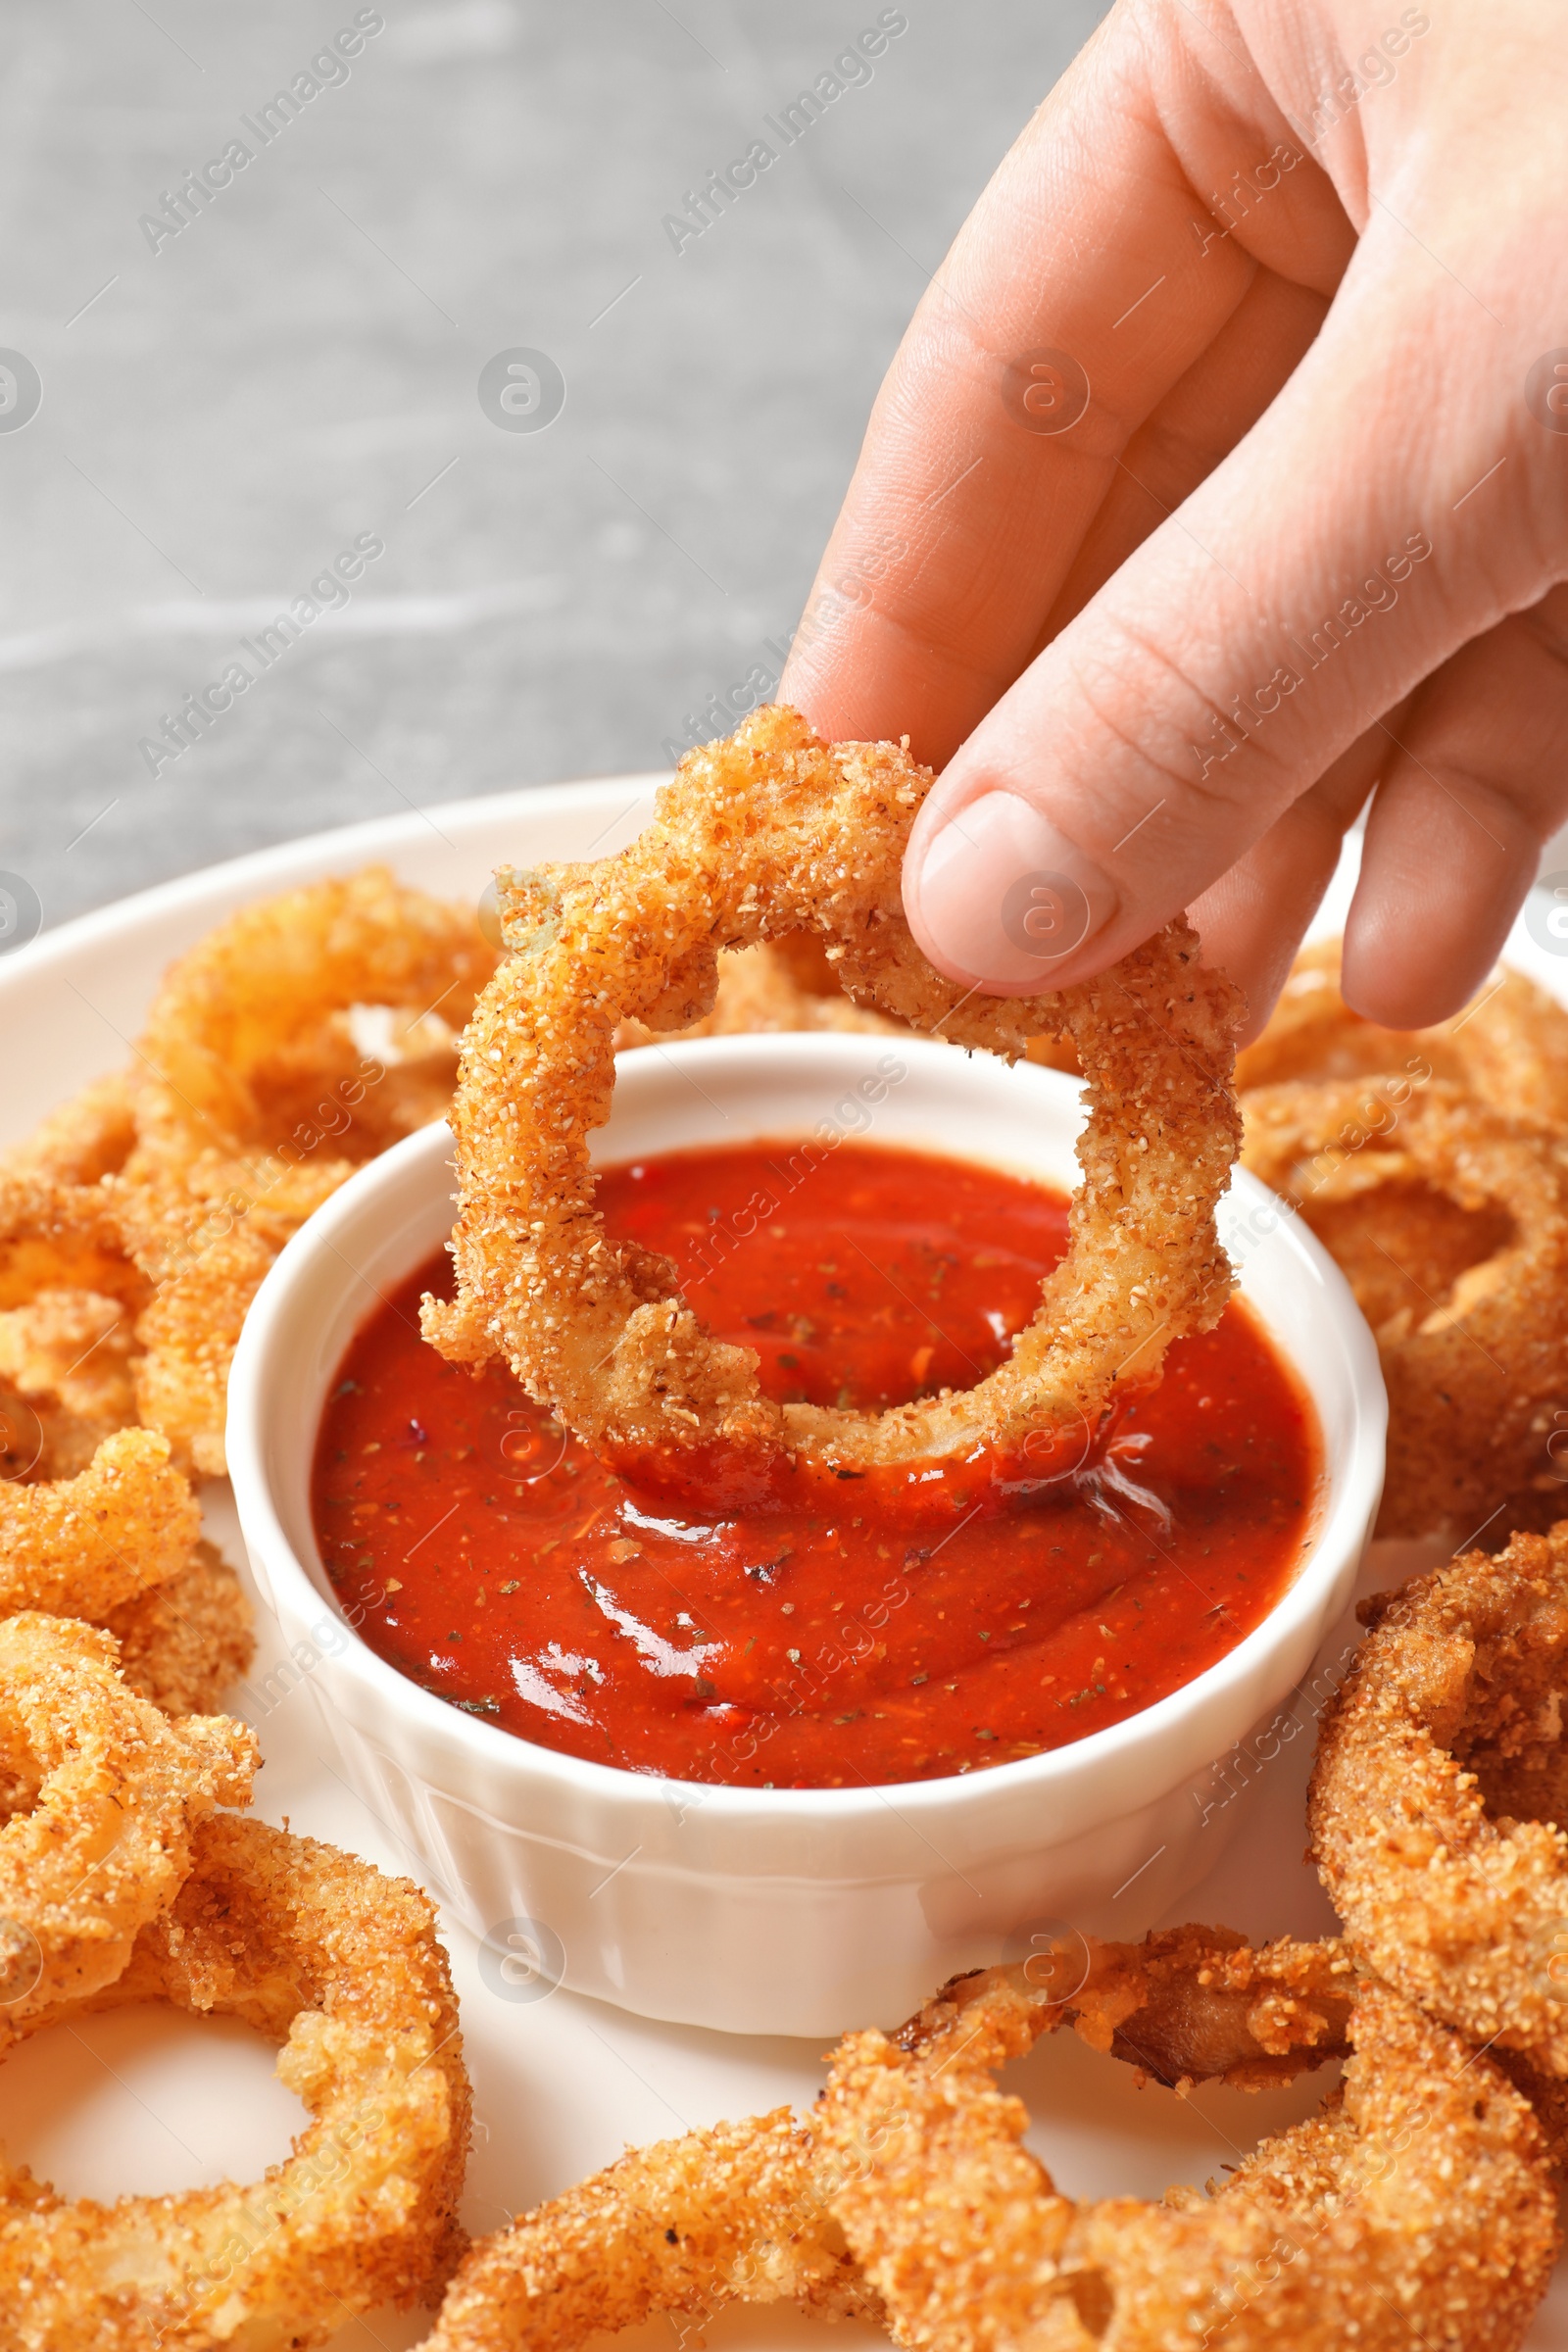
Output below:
[3,786,1565,2351]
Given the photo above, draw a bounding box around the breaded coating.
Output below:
[0,1173,151,1478]
[0,1426,200,1618]
[429,706,1241,1487]
[0,1174,146,1316]
[426,2108,880,2352]
[126,863,494,1188]
[0,1163,249,1702]
[1496,2050,1568,2177]
[819,1966,1556,2352]
[0,1817,471,2348]
[117,1215,278,1481]
[0,1289,142,1480]
[1243,1079,1568,1542]
[0,1072,137,1187]
[424,1928,1352,2351]
[615,939,903,1049]
[97,1539,255,1718]
[1311,1521,1568,2073]
[985,1925,1356,2091]
[0,1613,254,2040]
[112,866,496,1475]
[1238,936,1568,1128]
[428,1934,1551,2351]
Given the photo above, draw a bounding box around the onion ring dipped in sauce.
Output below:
[426,706,1243,1511]
[1243,1079,1568,1543]
[0,1817,470,2349]
[321,1143,1314,1786]
[0,1613,255,2041]
[1310,1520,1568,2081]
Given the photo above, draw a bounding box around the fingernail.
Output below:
[908,792,1117,985]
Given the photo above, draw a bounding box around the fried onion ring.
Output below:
[425,1926,1352,2352]
[425,1930,1548,2351]
[1015,1921,1356,2089]
[1238,936,1568,1126]
[428,707,1241,1498]
[0,1071,137,1188]
[0,1172,151,1480]
[96,1538,255,1719]
[1243,1078,1568,1542]
[817,1959,1556,2352]
[0,1289,142,1479]
[425,2107,879,2352]
[1310,1519,1568,2075]
[0,1613,255,2037]
[0,1425,200,1618]
[117,1214,277,1481]
[0,1174,145,1318]
[0,1816,470,2347]
[126,863,495,1195]
[116,865,496,1474]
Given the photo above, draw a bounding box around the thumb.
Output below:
[902,247,1544,1001]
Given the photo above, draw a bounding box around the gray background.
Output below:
[0,0,1109,935]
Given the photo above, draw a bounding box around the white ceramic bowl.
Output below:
[227,1032,1385,2034]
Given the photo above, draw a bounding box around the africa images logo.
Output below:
[1528,874,1568,956]
[136,12,386,253]
[134,532,385,777]
[0,351,42,433]
[661,10,907,254]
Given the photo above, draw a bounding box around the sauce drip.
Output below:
[313,1141,1317,1788]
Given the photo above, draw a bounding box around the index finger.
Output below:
[781,10,1350,763]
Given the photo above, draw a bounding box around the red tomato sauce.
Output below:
[312,1141,1319,1788]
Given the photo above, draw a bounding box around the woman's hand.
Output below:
[780,0,1568,1034]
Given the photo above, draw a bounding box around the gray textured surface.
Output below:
[0,0,1108,936]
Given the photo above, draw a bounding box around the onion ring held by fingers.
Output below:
[0,1817,470,2349]
[1310,1521,1568,2077]
[1242,1079,1568,1542]
[1238,937,1568,1127]
[428,707,1241,1501]
[0,1614,255,2039]
[0,1426,200,1618]
[817,1962,1556,2352]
